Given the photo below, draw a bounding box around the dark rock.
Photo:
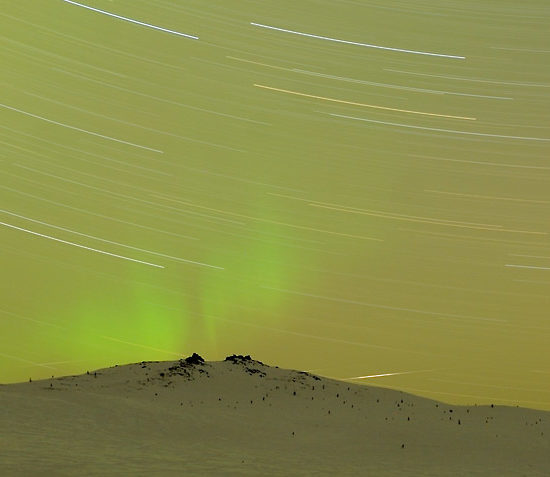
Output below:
[184,353,205,365]
[225,354,254,363]
[244,367,266,377]
[295,370,321,381]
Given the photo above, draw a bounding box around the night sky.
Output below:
[1,0,549,410]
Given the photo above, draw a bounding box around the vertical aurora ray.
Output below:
[197,199,301,346]
[60,269,189,366]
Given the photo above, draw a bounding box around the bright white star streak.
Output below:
[345,370,436,380]
[506,264,550,271]
[0,209,224,270]
[250,22,465,59]
[62,0,199,39]
[0,221,165,268]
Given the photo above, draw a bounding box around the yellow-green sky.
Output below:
[1,0,549,410]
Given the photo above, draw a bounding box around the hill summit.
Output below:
[1,354,548,475]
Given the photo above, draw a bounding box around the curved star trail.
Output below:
[62,0,199,39]
[250,22,466,59]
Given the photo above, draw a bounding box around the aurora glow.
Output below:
[1,0,549,410]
